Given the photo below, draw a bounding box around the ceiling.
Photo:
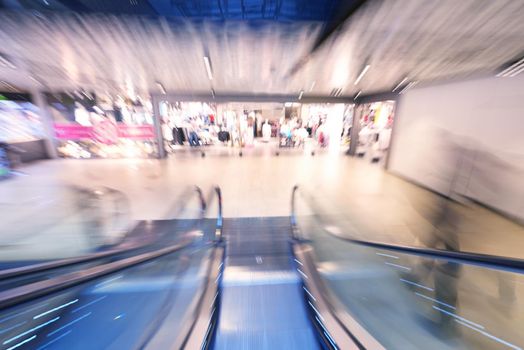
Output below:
[0,0,523,98]
[0,0,347,21]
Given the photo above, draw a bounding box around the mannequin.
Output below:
[262,119,271,142]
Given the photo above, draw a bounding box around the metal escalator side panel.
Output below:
[179,245,224,350]
[293,244,382,350]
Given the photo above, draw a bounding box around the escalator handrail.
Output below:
[207,186,223,241]
[0,240,150,280]
[0,239,197,311]
[0,186,207,281]
[291,185,524,272]
[175,185,224,349]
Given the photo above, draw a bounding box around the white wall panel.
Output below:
[389,75,524,220]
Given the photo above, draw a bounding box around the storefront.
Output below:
[297,103,354,150]
[159,101,219,152]
[158,100,284,152]
[354,100,395,164]
[0,93,48,171]
[48,92,157,159]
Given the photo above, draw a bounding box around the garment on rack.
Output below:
[218,130,230,142]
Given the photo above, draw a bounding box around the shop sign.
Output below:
[117,125,155,139]
[54,124,155,141]
[93,120,119,145]
[54,124,93,139]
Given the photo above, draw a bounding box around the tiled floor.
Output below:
[1,146,523,260]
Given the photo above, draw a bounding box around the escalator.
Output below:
[0,187,220,350]
[289,185,524,350]
[1,185,524,349]
[0,186,209,293]
[212,217,318,349]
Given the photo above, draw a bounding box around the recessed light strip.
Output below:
[354,65,370,85]
[156,82,166,94]
[204,56,213,80]
[509,65,524,77]
[392,77,408,92]
[497,58,524,77]
[399,81,418,94]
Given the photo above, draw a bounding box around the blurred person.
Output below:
[403,129,467,337]
[316,120,328,147]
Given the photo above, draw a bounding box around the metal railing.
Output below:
[291,185,524,273]
[0,186,208,309]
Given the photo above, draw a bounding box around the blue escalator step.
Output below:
[213,217,319,350]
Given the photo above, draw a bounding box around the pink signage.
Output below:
[117,125,155,139]
[54,124,155,141]
[54,124,93,140]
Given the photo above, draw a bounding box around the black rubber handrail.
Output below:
[0,186,206,281]
[176,185,224,350]
[208,186,223,242]
[291,185,524,273]
[0,186,209,310]
[0,240,195,311]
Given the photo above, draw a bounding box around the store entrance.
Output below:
[354,100,395,166]
[159,101,284,154]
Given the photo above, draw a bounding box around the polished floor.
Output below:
[1,146,523,261]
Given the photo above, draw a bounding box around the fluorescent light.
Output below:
[497,58,524,77]
[211,88,216,98]
[204,56,213,80]
[392,77,408,92]
[509,65,524,77]
[0,55,16,69]
[156,81,166,94]
[298,90,304,100]
[93,106,104,114]
[0,81,17,91]
[399,81,418,94]
[354,65,370,85]
[309,81,316,92]
[354,90,362,100]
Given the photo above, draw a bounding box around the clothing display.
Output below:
[50,93,157,159]
[262,122,271,142]
[356,101,395,163]
[218,130,230,142]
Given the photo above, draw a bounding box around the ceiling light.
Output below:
[43,0,49,5]
[399,81,418,94]
[93,106,104,114]
[392,77,408,92]
[82,91,92,99]
[497,58,524,77]
[211,88,216,98]
[156,81,166,94]
[354,65,370,85]
[509,65,524,77]
[0,55,16,69]
[74,90,84,99]
[0,81,18,91]
[298,90,304,100]
[309,81,316,92]
[330,88,343,97]
[354,90,362,100]
[28,76,43,86]
[204,56,213,80]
